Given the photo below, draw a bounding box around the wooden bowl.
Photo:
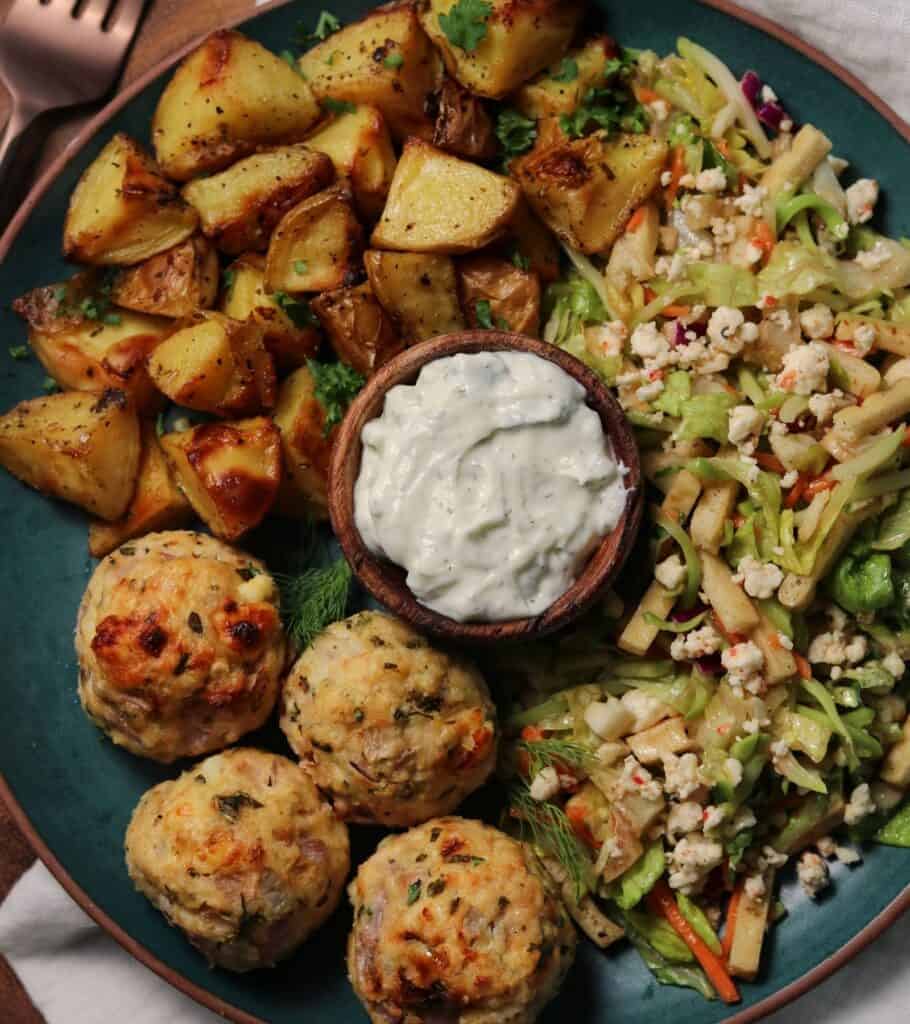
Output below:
[328,331,643,643]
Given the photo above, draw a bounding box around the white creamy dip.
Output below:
[354,351,629,622]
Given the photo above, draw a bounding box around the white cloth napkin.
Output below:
[2,3,909,1023]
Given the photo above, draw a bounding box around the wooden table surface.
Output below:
[0,4,261,1018]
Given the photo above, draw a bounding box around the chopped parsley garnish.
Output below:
[407,880,422,905]
[474,299,494,329]
[551,57,579,83]
[221,267,236,294]
[495,107,537,159]
[276,557,353,649]
[559,50,646,139]
[511,249,531,272]
[8,345,28,361]
[293,259,310,275]
[322,97,357,115]
[307,358,365,434]
[383,52,405,70]
[274,291,319,329]
[155,411,167,437]
[280,49,297,68]
[42,376,59,394]
[215,792,264,822]
[438,0,492,53]
[298,9,341,47]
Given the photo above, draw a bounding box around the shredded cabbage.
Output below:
[685,262,758,307]
[673,393,738,444]
[614,842,666,909]
[657,511,702,606]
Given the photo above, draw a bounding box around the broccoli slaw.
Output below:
[499,35,910,1004]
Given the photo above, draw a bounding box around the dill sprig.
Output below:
[515,738,593,780]
[275,557,352,648]
[509,784,595,901]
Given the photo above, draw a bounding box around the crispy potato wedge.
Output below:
[311,283,403,377]
[13,276,171,415]
[515,132,668,254]
[109,236,219,318]
[0,389,140,520]
[364,250,465,341]
[152,30,321,181]
[63,134,197,265]
[273,365,337,518]
[221,254,321,370]
[304,106,397,221]
[147,312,276,416]
[458,254,541,336]
[161,417,281,540]
[372,139,520,253]
[430,77,497,160]
[420,0,583,99]
[514,36,621,119]
[88,422,193,557]
[502,198,561,282]
[298,4,439,142]
[182,145,335,255]
[265,184,364,293]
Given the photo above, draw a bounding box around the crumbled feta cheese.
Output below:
[728,405,764,446]
[655,554,687,591]
[529,766,560,802]
[711,217,737,245]
[636,378,665,403]
[585,698,635,741]
[744,874,766,902]
[655,251,688,282]
[731,807,756,833]
[808,630,848,666]
[845,178,879,225]
[733,556,784,599]
[722,641,766,695]
[679,172,697,189]
[667,801,704,837]
[703,805,727,832]
[797,851,830,899]
[585,320,628,358]
[630,321,669,360]
[621,690,673,732]
[663,752,705,800]
[769,308,792,331]
[844,634,868,664]
[778,632,794,651]
[742,241,764,266]
[670,623,724,661]
[808,389,851,426]
[660,170,673,187]
[834,845,862,865]
[827,605,848,631]
[844,783,876,826]
[724,757,744,788]
[618,755,663,801]
[734,183,767,217]
[799,304,835,340]
[775,341,830,395]
[855,241,890,270]
[883,651,906,678]
[696,167,727,193]
[668,835,725,894]
[761,84,779,103]
[649,99,670,122]
[781,469,799,489]
[852,322,878,355]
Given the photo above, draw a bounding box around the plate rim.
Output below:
[1,1,908,1021]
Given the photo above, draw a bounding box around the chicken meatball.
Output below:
[77,530,286,762]
[280,612,497,826]
[347,817,575,1023]
[125,747,349,971]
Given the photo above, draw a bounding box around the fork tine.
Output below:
[105,0,146,34]
[73,0,114,24]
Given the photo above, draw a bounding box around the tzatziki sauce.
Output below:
[354,350,629,622]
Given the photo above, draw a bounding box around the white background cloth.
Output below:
[2,2,909,1022]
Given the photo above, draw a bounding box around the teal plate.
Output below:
[1,1,908,1021]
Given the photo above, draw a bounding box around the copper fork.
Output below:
[0,0,147,234]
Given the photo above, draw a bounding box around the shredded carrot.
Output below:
[794,652,812,680]
[565,802,600,850]
[751,219,775,259]
[661,304,692,318]
[804,475,837,498]
[753,451,786,474]
[647,881,741,1005]
[521,725,545,742]
[626,206,648,233]
[901,432,910,448]
[721,883,744,961]
[643,286,657,303]
[712,611,745,647]
[732,513,745,529]
[665,145,687,206]
[714,138,732,159]
[635,85,661,105]
[784,473,810,509]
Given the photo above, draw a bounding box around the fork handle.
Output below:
[0,97,50,242]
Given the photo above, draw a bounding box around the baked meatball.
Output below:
[347,817,576,1023]
[280,612,497,826]
[125,747,350,971]
[77,530,286,762]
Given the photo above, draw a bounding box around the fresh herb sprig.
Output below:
[495,107,537,160]
[515,738,593,780]
[307,359,365,435]
[276,557,353,648]
[438,0,492,53]
[297,9,341,47]
[559,50,647,139]
[275,291,319,330]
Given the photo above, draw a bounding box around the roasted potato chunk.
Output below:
[372,140,519,253]
[152,30,322,181]
[110,237,219,318]
[182,145,335,255]
[503,198,561,282]
[63,134,197,265]
[458,255,541,336]
[273,366,337,518]
[365,251,464,341]
[430,77,497,160]
[265,184,364,294]
[311,283,403,377]
[13,276,171,415]
[304,106,397,221]
[514,132,668,254]
[161,417,281,540]
[0,389,140,520]
[221,254,321,370]
[419,0,583,99]
[88,422,193,557]
[514,36,620,119]
[297,5,440,142]
[148,312,276,416]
